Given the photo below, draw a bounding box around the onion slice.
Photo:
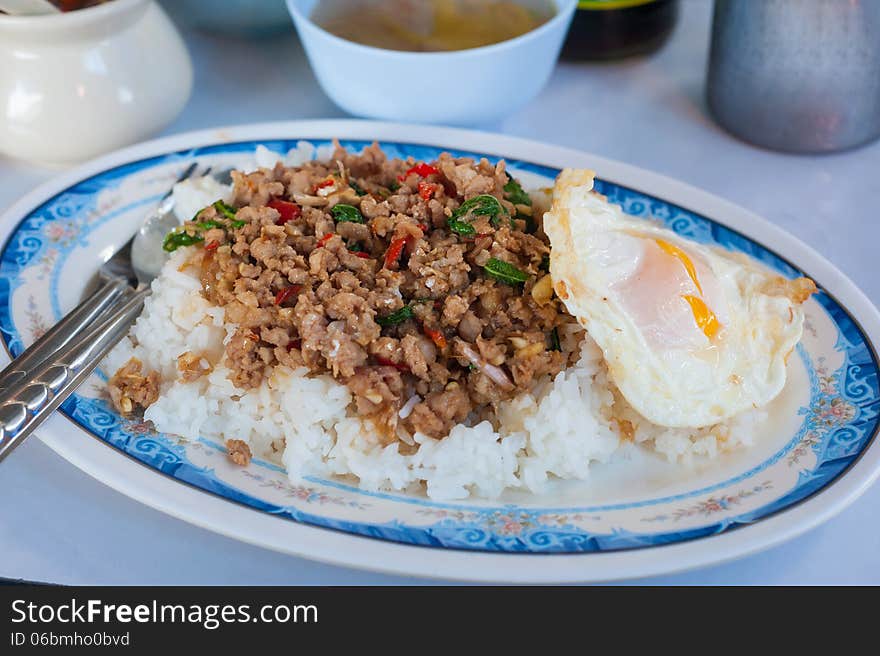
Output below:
[460,343,514,390]
[398,394,421,419]
[292,193,328,207]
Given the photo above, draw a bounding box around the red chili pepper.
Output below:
[374,356,410,372]
[416,223,429,232]
[316,233,335,248]
[204,240,219,252]
[407,163,440,178]
[313,178,335,193]
[423,326,447,349]
[384,236,410,269]
[353,251,372,259]
[418,182,439,201]
[398,163,441,183]
[267,199,301,225]
[274,284,302,306]
[465,232,493,242]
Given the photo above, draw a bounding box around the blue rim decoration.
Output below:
[0,138,877,553]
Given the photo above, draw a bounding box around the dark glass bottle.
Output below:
[561,0,679,61]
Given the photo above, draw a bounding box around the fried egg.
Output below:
[544,169,816,428]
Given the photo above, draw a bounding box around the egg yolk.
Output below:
[681,295,722,339]
[655,239,703,294]
[655,239,722,339]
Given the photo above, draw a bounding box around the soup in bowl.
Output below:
[286,0,576,125]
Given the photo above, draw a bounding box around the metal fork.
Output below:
[0,162,210,462]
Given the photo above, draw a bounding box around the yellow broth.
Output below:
[311,0,555,52]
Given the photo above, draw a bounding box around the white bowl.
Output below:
[285,0,576,125]
[0,0,192,166]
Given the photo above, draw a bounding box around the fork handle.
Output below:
[0,276,130,395]
[0,289,148,463]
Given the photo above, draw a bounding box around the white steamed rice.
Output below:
[103,248,760,500]
[103,157,762,501]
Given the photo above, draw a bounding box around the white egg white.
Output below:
[544,169,814,429]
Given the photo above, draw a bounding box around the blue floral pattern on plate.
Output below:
[0,139,876,553]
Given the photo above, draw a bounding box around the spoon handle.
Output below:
[0,276,129,395]
[0,0,61,15]
[0,288,148,463]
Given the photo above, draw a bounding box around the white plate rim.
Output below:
[2,119,878,583]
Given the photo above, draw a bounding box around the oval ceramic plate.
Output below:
[1,121,878,583]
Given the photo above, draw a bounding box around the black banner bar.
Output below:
[0,584,865,650]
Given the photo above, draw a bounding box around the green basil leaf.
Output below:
[483,257,529,285]
[549,327,561,352]
[349,179,367,196]
[451,194,508,228]
[376,305,414,327]
[331,203,364,224]
[447,218,477,238]
[503,175,532,207]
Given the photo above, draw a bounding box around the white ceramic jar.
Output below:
[0,0,193,165]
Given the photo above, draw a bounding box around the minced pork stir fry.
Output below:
[110,143,585,451]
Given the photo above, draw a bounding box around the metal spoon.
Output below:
[0,0,60,16]
[0,163,214,462]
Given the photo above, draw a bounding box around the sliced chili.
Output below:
[195,220,223,231]
[374,356,410,372]
[383,236,408,269]
[407,163,440,178]
[418,181,438,201]
[423,326,447,349]
[316,233,335,248]
[274,284,302,306]
[346,243,373,259]
[204,240,220,252]
[267,199,301,224]
[162,230,203,253]
[398,162,440,182]
[313,178,335,193]
[212,200,238,221]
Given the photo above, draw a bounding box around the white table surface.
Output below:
[1,1,878,585]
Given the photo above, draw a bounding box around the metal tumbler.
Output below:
[707,0,880,153]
